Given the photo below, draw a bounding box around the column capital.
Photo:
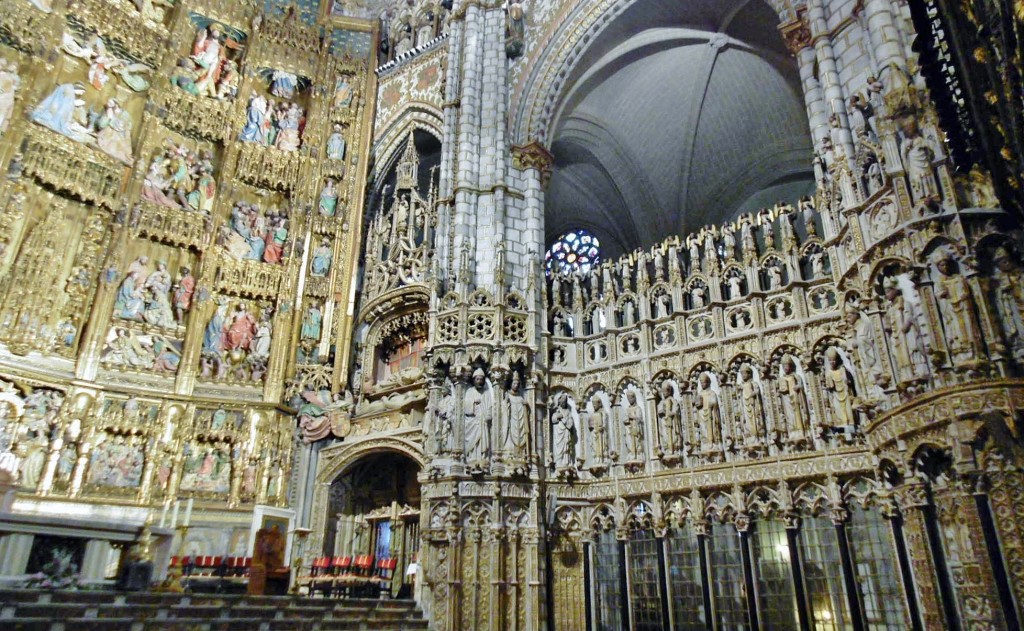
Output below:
[511,140,555,189]
[778,13,812,55]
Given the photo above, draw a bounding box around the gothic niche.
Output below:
[354,131,440,420]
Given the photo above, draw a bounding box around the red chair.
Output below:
[297,557,331,597]
[369,558,399,599]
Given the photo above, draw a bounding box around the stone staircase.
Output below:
[0,590,429,631]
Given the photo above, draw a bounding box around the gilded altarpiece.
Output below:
[0,0,378,553]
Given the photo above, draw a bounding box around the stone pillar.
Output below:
[0,533,33,576]
[81,539,113,582]
[931,480,1008,629]
[863,0,906,80]
[807,0,855,161]
[893,483,949,629]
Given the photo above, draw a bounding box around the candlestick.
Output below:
[170,500,179,529]
[183,498,193,527]
[159,501,169,528]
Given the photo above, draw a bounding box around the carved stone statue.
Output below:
[992,247,1024,351]
[778,355,810,435]
[434,380,454,454]
[463,368,493,463]
[882,277,929,382]
[550,393,577,469]
[656,382,681,453]
[932,253,981,363]
[694,373,722,445]
[503,373,529,459]
[823,348,856,429]
[622,390,644,461]
[900,124,939,202]
[587,396,608,464]
[0,59,20,136]
[738,364,766,441]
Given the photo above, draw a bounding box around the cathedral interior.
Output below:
[0,0,1022,629]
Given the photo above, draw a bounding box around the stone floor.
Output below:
[0,590,428,631]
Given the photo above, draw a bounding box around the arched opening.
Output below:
[324,450,422,596]
[545,0,814,259]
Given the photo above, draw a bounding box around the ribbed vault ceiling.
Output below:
[546,0,815,259]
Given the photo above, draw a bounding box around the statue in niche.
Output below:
[621,300,636,326]
[843,301,883,387]
[191,24,226,98]
[104,329,155,369]
[738,364,766,442]
[550,393,577,469]
[726,273,744,300]
[652,244,665,280]
[779,207,797,252]
[93,98,134,164]
[151,336,181,372]
[778,355,810,436]
[701,229,716,273]
[686,235,700,274]
[740,215,756,258]
[758,208,775,249]
[30,83,93,144]
[216,60,239,100]
[800,198,817,237]
[932,252,981,363]
[269,69,298,99]
[597,262,612,296]
[655,293,671,319]
[882,276,929,382]
[765,262,783,291]
[992,247,1024,349]
[900,121,939,202]
[301,302,322,343]
[332,75,353,109]
[274,102,303,152]
[809,250,826,279]
[656,382,681,453]
[721,224,736,260]
[239,94,269,143]
[61,33,151,92]
[689,283,707,309]
[587,396,609,464]
[225,303,257,352]
[503,373,529,459]
[143,261,175,328]
[0,59,19,136]
[823,348,856,429]
[622,390,644,461]
[251,309,272,362]
[310,239,333,277]
[694,373,722,445]
[114,271,146,321]
[434,380,454,454]
[326,124,346,161]
[170,58,202,96]
[848,93,876,139]
[319,179,339,216]
[173,266,195,324]
[463,368,493,464]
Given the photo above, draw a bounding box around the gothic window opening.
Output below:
[545,229,601,277]
[799,516,853,630]
[375,336,425,384]
[846,506,909,629]
[666,523,706,631]
[752,519,799,630]
[709,522,749,630]
[626,507,664,631]
[591,527,624,631]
